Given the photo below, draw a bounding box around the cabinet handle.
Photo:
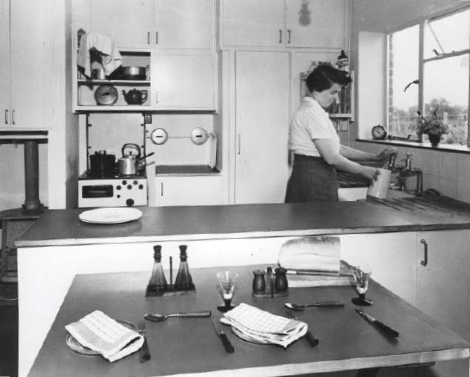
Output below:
[12,109,15,125]
[4,109,8,124]
[420,239,428,267]
[155,91,158,104]
[279,30,282,44]
[147,31,150,45]
[237,134,241,155]
[160,182,164,196]
[156,31,158,45]
[287,30,291,44]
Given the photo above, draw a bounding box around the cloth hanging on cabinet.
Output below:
[77,32,122,78]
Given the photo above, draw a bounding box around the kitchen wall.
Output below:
[349,0,470,203]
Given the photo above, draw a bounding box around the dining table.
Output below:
[27,264,470,377]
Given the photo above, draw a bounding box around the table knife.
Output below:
[285,309,319,348]
[138,320,151,363]
[355,309,399,338]
[212,319,234,353]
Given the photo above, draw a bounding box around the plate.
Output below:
[79,208,143,224]
[66,320,137,356]
[94,84,118,106]
[231,326,270,346]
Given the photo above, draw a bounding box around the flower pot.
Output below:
[428,133,441,147]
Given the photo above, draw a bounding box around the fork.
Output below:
[138,320,151,362]
[285,309,319,348]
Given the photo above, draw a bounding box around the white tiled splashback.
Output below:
[353,141,470,204]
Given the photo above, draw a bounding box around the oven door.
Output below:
[78,179,148,208]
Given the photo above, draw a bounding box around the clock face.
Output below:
[372,125,387,140]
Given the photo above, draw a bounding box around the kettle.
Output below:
[122,89,148,105]
[118,143,141,176]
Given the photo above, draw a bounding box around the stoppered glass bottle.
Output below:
[148,245,168,292]
[174,245,193,290]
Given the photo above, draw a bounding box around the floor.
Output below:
[0,281,19,377]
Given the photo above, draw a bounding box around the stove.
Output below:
[78,170,148,208]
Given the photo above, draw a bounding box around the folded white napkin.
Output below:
[77,32,123,78]
[221,303,307,348]
[65,310,143,362]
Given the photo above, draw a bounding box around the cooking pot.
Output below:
[122,89,148,105]
[119,143,141,176]
[89,150,116,178]
[110,66,147,80]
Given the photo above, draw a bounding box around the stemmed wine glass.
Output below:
[216,271,239,313]
[350,265,373,306]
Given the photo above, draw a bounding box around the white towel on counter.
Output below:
[77,32,122,78]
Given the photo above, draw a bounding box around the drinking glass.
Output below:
[351,265,373,306]
[216,271,239,312]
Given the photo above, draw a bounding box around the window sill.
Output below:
[356,138,470,154]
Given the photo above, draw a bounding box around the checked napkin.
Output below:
[220,303,307,348]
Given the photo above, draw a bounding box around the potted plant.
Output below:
[414,106,449,146]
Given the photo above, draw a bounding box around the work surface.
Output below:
[16,197,470,248]
[28,265,469,377]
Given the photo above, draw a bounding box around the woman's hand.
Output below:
[361,166,380,181]
[377,147,397,161]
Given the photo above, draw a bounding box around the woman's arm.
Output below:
[340,145,396,164]
[314,139,379,180]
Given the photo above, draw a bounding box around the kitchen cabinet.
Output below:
[152,175,224,206]
[0,0,56,129]
[152,52,215,110]
[343,230,470,377]
[415,230,470,377]
[341,232,417,305]
[221,0,347,49]
[72,0,216,111]
[233,51,290,204]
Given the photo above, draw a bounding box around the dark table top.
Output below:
[17,197,470,248]
[28,265,469,377]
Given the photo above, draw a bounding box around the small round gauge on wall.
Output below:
[190,127,209,145]
[150,128,168,145]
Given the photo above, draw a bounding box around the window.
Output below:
[387,7,470,145]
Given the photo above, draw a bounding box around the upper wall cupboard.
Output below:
[74,0,214,50]
[0,0,56,130]
[221,0,348,49]
[72,0,216,111]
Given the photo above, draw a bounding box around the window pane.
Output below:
[423,55,469,145]
[388,25,420,139]
[424,9,470,59]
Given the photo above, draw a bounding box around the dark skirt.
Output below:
[285,154,338,203]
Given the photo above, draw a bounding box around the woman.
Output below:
[285,64,395,203]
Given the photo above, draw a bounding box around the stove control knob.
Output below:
[126,198,135,207]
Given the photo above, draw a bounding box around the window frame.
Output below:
[385,6,470,147]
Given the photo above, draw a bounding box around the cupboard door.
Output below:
[221,0,285,47]
[153,52,215,110]
[88,0,154,49]
[415,230,470,377]
[9,0,55,129]
[234,51,290,204]
[154,0,214,50]
[340,232,417,305]
[0,0,10,127]
[154,176,224,206]
[285,0,346,48]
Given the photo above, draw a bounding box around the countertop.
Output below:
[16,196,470,248]
[27,266,470,377]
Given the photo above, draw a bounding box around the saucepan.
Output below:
[110,66,147,80]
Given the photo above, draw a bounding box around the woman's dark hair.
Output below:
[305,64,352,93]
